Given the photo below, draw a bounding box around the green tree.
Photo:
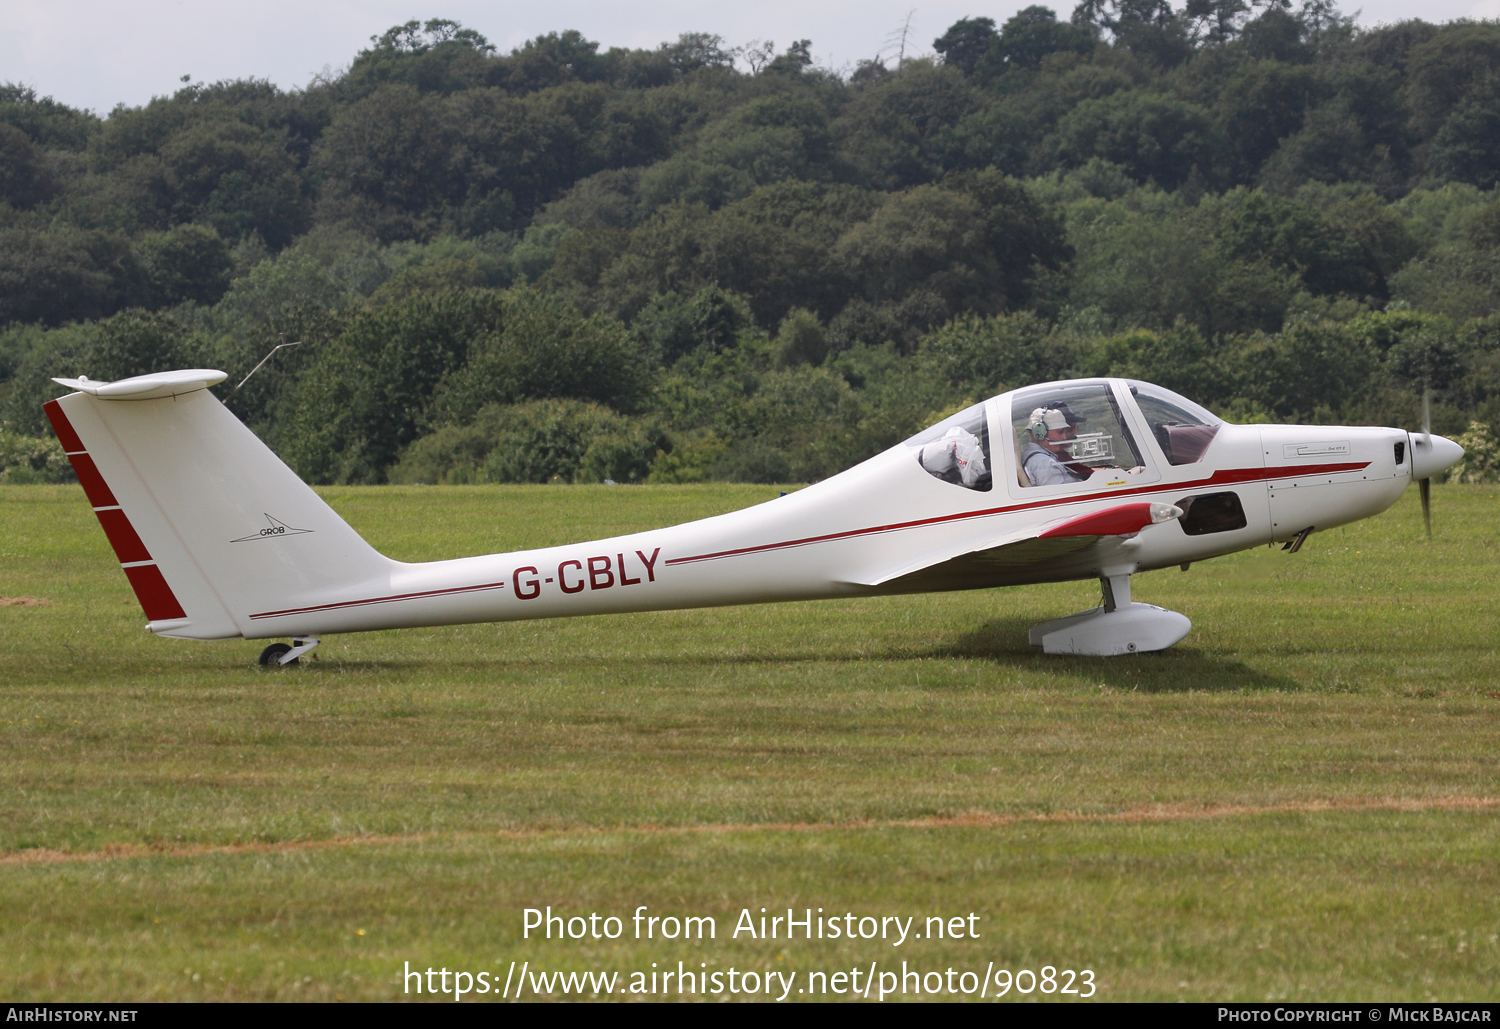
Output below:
[659,33,736,74]
[977,6,1096,75]
[0,322,98,435]
[282,288,515,482]
[917,310,1066,396]
[774,308,829,367]
[84,309,206,382]
[1257,64,1407,194]
[282,287,647,482]
[832,170,1069,339]
[0,83,97,150]
[1213,61,1316,183]
[1064,189,1295,336]
[430,290,649,423]
[1212,187,1371,297]
[1052,91,1219,188]
[1071,0,1193,67]
[1072,319,1225,400]
[632,285,757,366]
[1426,91,1500,188]
[157,117,310,245]
[934,18,999,76]
[0,225,132,326]
[718,365,863,482]
[0,429,71,483]
[1403,22,1500,140]
[341,19,497,99]
[0,123,55,208]
[832,61,982,190]
[389,398,664,484]
[636,94,835,211]
[496,31,608,93]
[1229,319,1378,420]
[134,223,233,306]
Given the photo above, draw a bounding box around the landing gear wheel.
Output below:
[258,642,296,669]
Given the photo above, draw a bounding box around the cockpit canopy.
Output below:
[1010,381,1142,488]
[905,402,992,491]
[904,379,1222,491]
[1122,380,1221,466]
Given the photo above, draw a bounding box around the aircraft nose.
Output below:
[1410,433,1465,480]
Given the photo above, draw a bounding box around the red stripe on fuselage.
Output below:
[248,580,508,621]
[663,462,1368,567]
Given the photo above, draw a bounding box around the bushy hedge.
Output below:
[388,399,667,485]
[0,430,71,483]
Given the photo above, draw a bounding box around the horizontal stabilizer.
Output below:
[52,369,228,401]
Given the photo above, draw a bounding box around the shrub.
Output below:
[0,430,71,483]
[1448,421,1499,483]
[389,399,667,485]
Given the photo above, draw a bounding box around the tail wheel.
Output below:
[258,642,296,669]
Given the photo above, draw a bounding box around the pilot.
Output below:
[917,425,989,488]
[1021,407,1089,486]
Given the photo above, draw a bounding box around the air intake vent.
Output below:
[1394,440,1406,466]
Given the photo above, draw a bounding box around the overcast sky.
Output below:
[4,0,1497,115]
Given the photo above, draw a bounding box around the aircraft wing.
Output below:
[847,502,1179,595]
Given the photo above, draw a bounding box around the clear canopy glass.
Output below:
[1123,380,1222,465]
[904,401,992,491]
[1009,382,1143,488]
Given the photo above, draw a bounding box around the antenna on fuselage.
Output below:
[233,335,303,394]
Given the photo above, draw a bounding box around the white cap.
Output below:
[1030,407,1070,432]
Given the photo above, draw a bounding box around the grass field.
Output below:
[2,482,1498,1002]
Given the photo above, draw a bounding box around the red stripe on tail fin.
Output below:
[95,508,152,564]
[42,399,86,453]
[66,453,118,508]
[121,564,187,621]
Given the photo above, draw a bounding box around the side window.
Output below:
[1176,492,1247,535]
[905,403,992,491]
[1010,384,1144,488]
[1128,382,1223,465]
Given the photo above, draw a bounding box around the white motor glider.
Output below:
[44,370,1463,664]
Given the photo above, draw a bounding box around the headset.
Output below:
[1028,407,1066,441]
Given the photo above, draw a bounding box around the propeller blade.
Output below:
[1419,385,1433,538]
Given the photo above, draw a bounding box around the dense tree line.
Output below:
[3,6,1500,485]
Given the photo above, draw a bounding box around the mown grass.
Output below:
[1,482,1498,1002]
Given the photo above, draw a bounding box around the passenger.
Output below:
[917,425,989,488]
[1020,407,1089,486]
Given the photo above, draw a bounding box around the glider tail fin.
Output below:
[45,370,394,640]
